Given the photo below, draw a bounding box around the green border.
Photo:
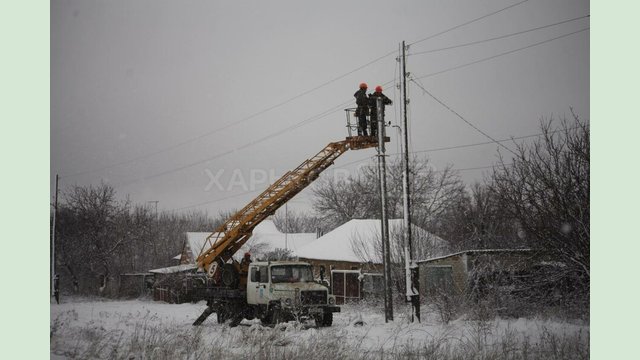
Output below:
[0,1,49,357]
[591,1,640,358]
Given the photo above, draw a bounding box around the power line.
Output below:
[410,78,519,156]
[408,0,530,46]
[61,3,533,180]
[171,162,509,213]
[113,98,356,188]
[334,129,556,169]
[410,15,589,56]
[173,189,262,212]
[61,54,398,180]
[414,27,589,80]
[113,78,400,188]
[108,23,589,189]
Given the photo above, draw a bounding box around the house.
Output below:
[296,219,449,303]
[296,219,449,275]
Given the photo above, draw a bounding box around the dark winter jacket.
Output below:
[354,88,369,116]
[368,92,393,118]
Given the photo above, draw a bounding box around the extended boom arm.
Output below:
[196,136,386,276]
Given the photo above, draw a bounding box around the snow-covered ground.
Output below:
[50,298,589,359]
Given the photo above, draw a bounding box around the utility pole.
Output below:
[401,40,420,322]
[51,174,59,303]
[148,200,159,220]
[377,97,393,322]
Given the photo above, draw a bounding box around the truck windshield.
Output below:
[270,265,314,283]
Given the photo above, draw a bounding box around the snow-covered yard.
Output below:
[50,298,588,359]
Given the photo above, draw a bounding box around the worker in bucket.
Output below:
[354,82,369,136]
[368,85,392,137]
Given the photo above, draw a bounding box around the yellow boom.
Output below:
[196,136,387,276]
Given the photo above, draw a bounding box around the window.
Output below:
[250,266,269,283]
[270,265,313,283]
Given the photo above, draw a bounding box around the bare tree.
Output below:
[57,183,128,295]
[272,210,322,233]
[434,183,522,252]
[489,114,589,292]
[311,156,466,232]
[54,183,218,296]
[261,248,295,261]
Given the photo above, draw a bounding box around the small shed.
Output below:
[149,264,197,303]
[118,273,154,298]
[417,249,570,315]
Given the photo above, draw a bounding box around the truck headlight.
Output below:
[328,296,335,305]
[285,298,292,306]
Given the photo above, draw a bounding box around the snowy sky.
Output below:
[51,0,589,215]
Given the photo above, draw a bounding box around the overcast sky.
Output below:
[51,0,589,216]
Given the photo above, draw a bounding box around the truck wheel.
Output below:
[216,308,228,324]
[263,308,283,326]
[229,316,242,327]
[221,264,239,288]
[322,312,333,326]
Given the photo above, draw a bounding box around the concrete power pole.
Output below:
[401,40,420,322]
[377,97,394,322]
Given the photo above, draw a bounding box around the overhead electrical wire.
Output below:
[114,22,589,189]
[61,1,534,180]
[413,27,589,81]
[60,51,397,180]
[114,98,355,188]
[408,0,530,46]
[409,14,589,56]
[409,77,518,157]
[170,162,512,212]
[333,128,566,170]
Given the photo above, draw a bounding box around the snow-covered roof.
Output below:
[417,248,532,264]
[149,264,197,274]
[182,220,317,262]
[296,219,449,263]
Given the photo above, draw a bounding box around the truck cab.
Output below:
[247,261,339,326]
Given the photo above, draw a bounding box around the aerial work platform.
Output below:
[196,133,389,280]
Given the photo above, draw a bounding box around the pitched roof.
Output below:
[181,220,317,262]
[149,264,197,274]
[296,219,449,263]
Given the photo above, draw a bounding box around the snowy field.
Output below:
[51,298,588,359]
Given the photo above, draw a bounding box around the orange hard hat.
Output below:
[375,85,383,92]
[359,82,368,89]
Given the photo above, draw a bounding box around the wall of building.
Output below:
[298,258,382,280]
[418,250,540,301]
[418,254,468,298]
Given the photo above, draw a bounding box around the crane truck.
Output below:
[191,114,389,327]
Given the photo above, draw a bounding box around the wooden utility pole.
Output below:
[376,97,393,322]
[401,40,420,322]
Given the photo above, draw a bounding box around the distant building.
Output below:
[417,249,566,315]
[297,219,449,274]
[417,249,534,298]
[149,220,317,303]
[296,219,449,304]
[175,220,317,264]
